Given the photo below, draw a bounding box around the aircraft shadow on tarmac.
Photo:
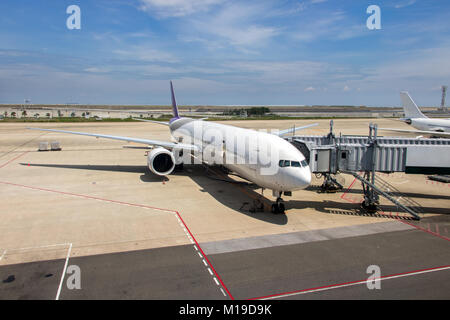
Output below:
[21,163,167,182]
[20,163,288,225]
[20,163,449,223]
[185,165,289,225]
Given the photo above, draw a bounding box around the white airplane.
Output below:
[28,82,314,214]
[380,91,450,137]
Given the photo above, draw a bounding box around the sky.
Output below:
[0,0,449,106]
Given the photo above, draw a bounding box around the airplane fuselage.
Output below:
[409,118,450,132]
[169,118,311,192]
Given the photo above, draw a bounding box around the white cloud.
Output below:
[394,0,417,9]
[114,46,179,63]
[363,47,450,81]
[304,86,315,92]
[292,11,345,41]
[138,0,222,17]
[188,2,280,48]
[292,10,369,42]
[228,60,326,81]
[83,67,111,73]
[0,50,29,57]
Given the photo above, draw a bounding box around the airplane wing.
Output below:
[379,127,450,137]
[132,118,170,126]
[27,127,199,151]
[276,123,318,136]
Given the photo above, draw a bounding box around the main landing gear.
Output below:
[271,192,285,214]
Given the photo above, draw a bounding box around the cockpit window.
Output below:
[280,160,305,167]
[291,161,301,167]
[279,160,291,167]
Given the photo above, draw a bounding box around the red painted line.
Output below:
[248,264,450,300]
[0,180,173,213]
[0,179,233,299]
[399,220,450,242]
[340,176,357,200]
[0,151,29,169]
[339,178,449,241]
[175,211,234,300]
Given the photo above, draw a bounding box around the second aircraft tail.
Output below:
[400,91,427,119]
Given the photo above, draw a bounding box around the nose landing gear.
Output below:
[271,193,286,214]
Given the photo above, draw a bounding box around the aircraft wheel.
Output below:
[278,202,285,214]
[271,204,279,214]
[361,201,377,214]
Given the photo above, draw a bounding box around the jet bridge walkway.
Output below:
[286,121,450,220]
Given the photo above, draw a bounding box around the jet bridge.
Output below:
[286,121,450,220]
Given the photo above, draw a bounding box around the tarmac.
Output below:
[0,118,449,299]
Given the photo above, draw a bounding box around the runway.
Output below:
[0,120,449,299]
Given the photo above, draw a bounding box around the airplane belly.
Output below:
[225,163,255,181]
[224,163,279,190]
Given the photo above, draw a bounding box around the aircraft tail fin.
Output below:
[400,91,427,119]
[170,81,180,121]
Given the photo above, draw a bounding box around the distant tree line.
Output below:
[223,107,271,117]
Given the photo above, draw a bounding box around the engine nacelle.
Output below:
[147,147,175,176]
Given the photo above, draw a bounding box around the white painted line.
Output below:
[7,243,70,252]
[55,243,73,300]
[170,211,227,299]
[0,250,7,261]
[260,266,450,300]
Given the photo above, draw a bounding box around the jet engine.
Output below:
[147,147,175,176]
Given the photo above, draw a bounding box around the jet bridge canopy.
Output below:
[285,122,450,220]
[288,134,450,175]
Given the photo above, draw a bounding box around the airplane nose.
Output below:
[286,168,311,190]
[303,168,312,185]
[297,168,311,187]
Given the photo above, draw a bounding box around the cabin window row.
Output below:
[279,160,308,168]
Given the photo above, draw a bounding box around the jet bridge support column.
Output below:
[319,120,344,192]
[361,124,380,212]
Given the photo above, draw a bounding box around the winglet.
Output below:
[170,81,180,121]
